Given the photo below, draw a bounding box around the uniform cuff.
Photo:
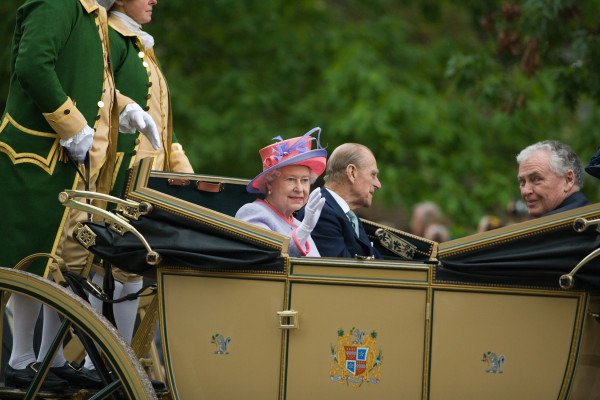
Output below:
[42,97,87,140]
[169,143,194,173]
[116,91,135,114]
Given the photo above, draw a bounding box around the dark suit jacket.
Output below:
[544,191,591,217]
[298,187,382,259]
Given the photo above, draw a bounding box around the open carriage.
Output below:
[1,157,599,399]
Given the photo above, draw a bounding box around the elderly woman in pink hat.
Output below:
[236,127,327,257]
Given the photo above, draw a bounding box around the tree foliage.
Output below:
[1,0,599,237]
[444,0,600,232]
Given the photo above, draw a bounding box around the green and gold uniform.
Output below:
[0,0,132,275]
[93,13,194,283]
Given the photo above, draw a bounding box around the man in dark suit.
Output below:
[517,140,590,217]
[302,143,382,258]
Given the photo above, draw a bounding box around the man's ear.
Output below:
[346,164,357,183]
[564,169,575,191]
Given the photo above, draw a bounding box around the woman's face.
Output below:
[265,165,311,218]
[115,0,157,25]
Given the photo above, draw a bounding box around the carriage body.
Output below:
[73,158,599,400]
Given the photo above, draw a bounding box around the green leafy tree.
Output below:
[1,0,598,237]
[151,0,600,235]
[444,0,600,232]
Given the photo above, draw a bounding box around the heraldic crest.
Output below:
[330,327,382,387]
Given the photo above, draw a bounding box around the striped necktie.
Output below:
[346,210,360,237]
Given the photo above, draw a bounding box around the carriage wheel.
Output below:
[0,267,156,399]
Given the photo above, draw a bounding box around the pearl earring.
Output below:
[268,190,272,195]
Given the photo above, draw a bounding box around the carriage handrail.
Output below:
[559,217,600,289]
[58,190,161,265]
[58,189,153,220]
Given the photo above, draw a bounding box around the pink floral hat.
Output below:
[247,127,327,193]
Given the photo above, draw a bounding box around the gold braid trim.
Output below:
[58,146,70,163]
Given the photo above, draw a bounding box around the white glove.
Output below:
[295,188,326,245]
[59,125,94,164]
[119,103,161,150]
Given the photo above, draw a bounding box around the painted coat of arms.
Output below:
[330,327,382,387]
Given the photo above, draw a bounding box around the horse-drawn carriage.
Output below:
[1,157,599,399]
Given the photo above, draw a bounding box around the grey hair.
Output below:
[424,223,449,242]
[323,143,372,184]
[516,140,584,188]
[257,167,317,194]
[413,201,442,225]
[96,0,116,10]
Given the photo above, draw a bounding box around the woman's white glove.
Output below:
[59,125,94,163]
[295,188,326,245]
[119,103,161,150]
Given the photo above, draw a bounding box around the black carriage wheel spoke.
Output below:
[64,272,125,399]
[23,318,71,400]
[0,268,156,399]
[88,379,124,400]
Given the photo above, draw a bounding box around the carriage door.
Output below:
[158,270,286,400]
[282,258,429,400]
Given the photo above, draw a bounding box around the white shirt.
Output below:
[325,188,352,217]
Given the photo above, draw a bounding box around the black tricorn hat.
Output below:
[586,146,600,179]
